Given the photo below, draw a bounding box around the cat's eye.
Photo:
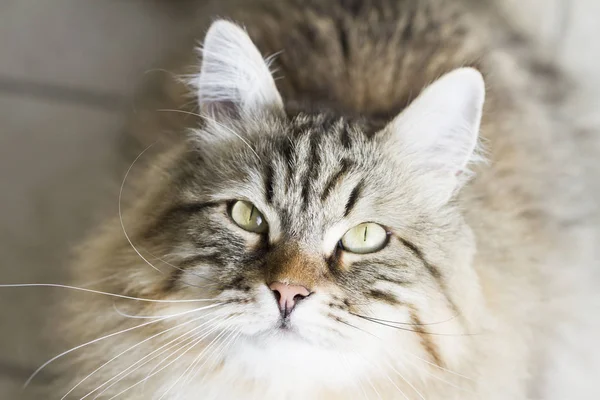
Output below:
[230,200,268,234]
[340,223,388,254]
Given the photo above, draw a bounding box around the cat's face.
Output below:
[121,20,485,392]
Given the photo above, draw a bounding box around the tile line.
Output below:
[0,76,126,112]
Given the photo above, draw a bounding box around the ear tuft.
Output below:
[195,20,283,117]
[383,68,486,203]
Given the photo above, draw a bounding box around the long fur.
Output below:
[49,0,599,399]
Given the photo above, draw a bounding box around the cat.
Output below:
[50,0,600,399]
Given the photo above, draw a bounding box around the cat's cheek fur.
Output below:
[56,0,599,397]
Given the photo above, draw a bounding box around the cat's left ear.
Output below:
[381,68,485,204]
[194,20,284,118]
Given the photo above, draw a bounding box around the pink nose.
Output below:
[269,282,311,318]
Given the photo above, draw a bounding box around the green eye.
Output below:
[340,223,388,254]
[230,200,268,233]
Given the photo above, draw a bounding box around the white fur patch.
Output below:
[194,20,283,117]
[384,68,486,204]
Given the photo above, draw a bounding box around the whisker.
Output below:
[138,316,228,396]
[77,272,123,288]
[351,313,477,337]
[156,109,261,161]
[380,369,410,400]
[383,359,426,400]
[116,143,220,290]
[87,313,224,400]
[62,308,222,399]
[398,354,476,394]
[337,352,369,400]
[346,315,476,387]
[200,329,243,400]
[363,369,383,400]
[111,303,220,319]
[0,284,216,303]
[179,319,241,390]
[336,318,380,339]
[94,335,203,400]
[185,327,241,391]
[118,142,167,276]
[146,251,219,286]
[160,322,239,399]
[24,303,220,388]
[352,351,409,400]
[353,312,459,327]
[403,351,475,382]
[106,317,235,399]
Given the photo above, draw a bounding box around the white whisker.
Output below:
[349,351,390,400]
[338,352,369,400]
[77,272,122,288]
[145,251,218,287]
[364,373,383,400]
[157,109,261,161]
[105,318,231,400]
[183,326,241,393]
[203,115,261,161]
[64,307,223,399]
[117,143,218,290]
[118,142,166,276]
[399,354,474,394]
[0,284,215,303]
[138,316,229,396]
[111,303,217,319]
[160,321,238,400]
[24,303,220,388]
[404,352,475,382]
[87,313,224,400]
[348,311,475,385]
[384,360,425,400]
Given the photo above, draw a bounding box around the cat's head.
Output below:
[125,20,485,391]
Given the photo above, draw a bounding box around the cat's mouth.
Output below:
[276,318,295,331]
[265,317,306,341]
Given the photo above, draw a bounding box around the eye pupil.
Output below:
[340,222,387,254]
[230,201,268,234]
[249,206,255,222]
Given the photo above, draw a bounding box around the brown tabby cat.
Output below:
[47,0,600,399]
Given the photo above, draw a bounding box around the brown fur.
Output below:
[51,1,600,399]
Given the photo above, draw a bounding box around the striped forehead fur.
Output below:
[52,1,600,399]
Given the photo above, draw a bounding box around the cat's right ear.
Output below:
[194,20,284,118]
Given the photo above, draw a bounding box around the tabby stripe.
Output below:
[321,158,351,201]
[171,202,219,216]
[162,255,210,291]
[280,137,295,191]
[409,306,443,366]
[346,260,411,286]
[264,163,275,204]
[398,237,442,280]
[164,252,225,292]
[368,289,400,305]
[344,180,363,217]
[401,5,416,40]
[337,22,350,60]
[339,123,352,149]
[301,131,321,210]
[177,254,221,269]
[143,202,218,239]
[395,235,462,319]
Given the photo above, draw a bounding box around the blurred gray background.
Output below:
[0,0,598,398]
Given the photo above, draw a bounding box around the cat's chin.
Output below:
[218,329,369,389]
[240,322,320,349]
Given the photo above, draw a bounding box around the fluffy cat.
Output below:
[50,0,599,399]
